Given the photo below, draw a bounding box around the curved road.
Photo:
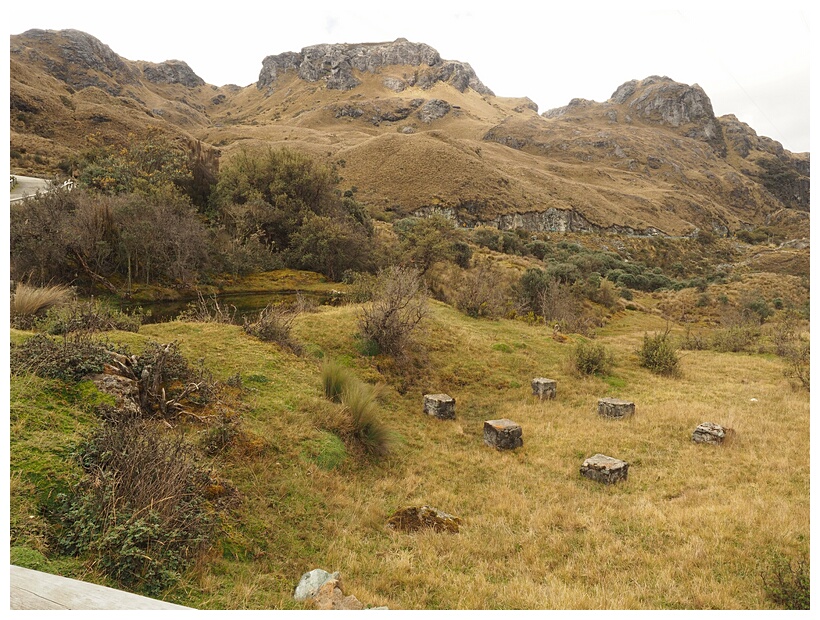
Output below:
[10,175,55,203]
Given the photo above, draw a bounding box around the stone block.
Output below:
[423,393,455,420]
[531,377,557,400]
[597,397,635,419]
[580,454,629,484]
[483,419,523,450]
[692,422,735,445]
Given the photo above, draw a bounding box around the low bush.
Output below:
[637,328,680,376]
[42,299,144,334]
[571,340,614,376]
[10,333,110,382]
[243,303,302,354]
[761,552,810,609]
[54,418,216,596]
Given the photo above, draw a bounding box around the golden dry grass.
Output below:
[100,299,809,610]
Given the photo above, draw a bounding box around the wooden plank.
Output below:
[10,565,193,610]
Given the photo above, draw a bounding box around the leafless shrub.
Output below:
[358,266,429,358]
[453,261,514,319]
[243,303,302,354]
[177,291,237,324]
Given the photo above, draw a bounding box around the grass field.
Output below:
[9,299,809,609]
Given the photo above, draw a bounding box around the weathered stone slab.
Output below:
[483,419,523,450]
[423,393,455,420]
[692,422,735,445]
[531,377,557,400]
[597,397,635,419]
[294,569,340,601]
[387,505,461,533]
[580,454,629,484]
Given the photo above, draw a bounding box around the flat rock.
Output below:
[387,505,461,533]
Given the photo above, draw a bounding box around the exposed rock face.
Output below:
[258,38,493,95]
[15,29,137,94]
[387,506,462,533]
[142,60,205,87]
[609,76,726,153]
[417,99,451,123]
[720,114,810,211]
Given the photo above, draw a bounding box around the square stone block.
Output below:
[531,377,557,400]
[580,454,629,484]
[692,422,735,445]
[483,419,523,450]
[423,393,455,420]
[597,397,635,419]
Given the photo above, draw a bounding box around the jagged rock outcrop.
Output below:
[13,28,137,95]
[142,60,205,87]
[608,76,726,154]
[257,38,493,95]
[720,114,810,211]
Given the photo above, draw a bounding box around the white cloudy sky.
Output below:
[7,1,813,153]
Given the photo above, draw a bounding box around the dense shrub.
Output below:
[637,328,680,376]
[42,299,143,334]
[571,340,614,376]
[55,419,216,595]
[10,334,110,382]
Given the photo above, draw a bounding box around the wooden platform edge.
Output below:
[10,565,194,610]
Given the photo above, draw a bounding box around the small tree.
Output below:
[358,266,429,358]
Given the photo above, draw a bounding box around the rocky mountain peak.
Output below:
[14,28,137,93]
[609,75,724,152]
[257,38,493,95]
[141,60,205,88]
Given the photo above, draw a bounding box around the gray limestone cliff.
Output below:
[257,38,493,95]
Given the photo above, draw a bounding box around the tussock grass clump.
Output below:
[322,359,356,402]
[11,283,72,329]
[320,359,392,457]
[637,327,680,376]
[341,381,392,457]
[571,340,614,376]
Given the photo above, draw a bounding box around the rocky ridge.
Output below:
[9,29,810,239]
[258,38,493,95]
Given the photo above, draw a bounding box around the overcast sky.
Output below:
[7,1,813,153]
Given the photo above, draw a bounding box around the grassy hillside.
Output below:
[10,298,809,609]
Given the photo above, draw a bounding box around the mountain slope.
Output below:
[9,29,809,238]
